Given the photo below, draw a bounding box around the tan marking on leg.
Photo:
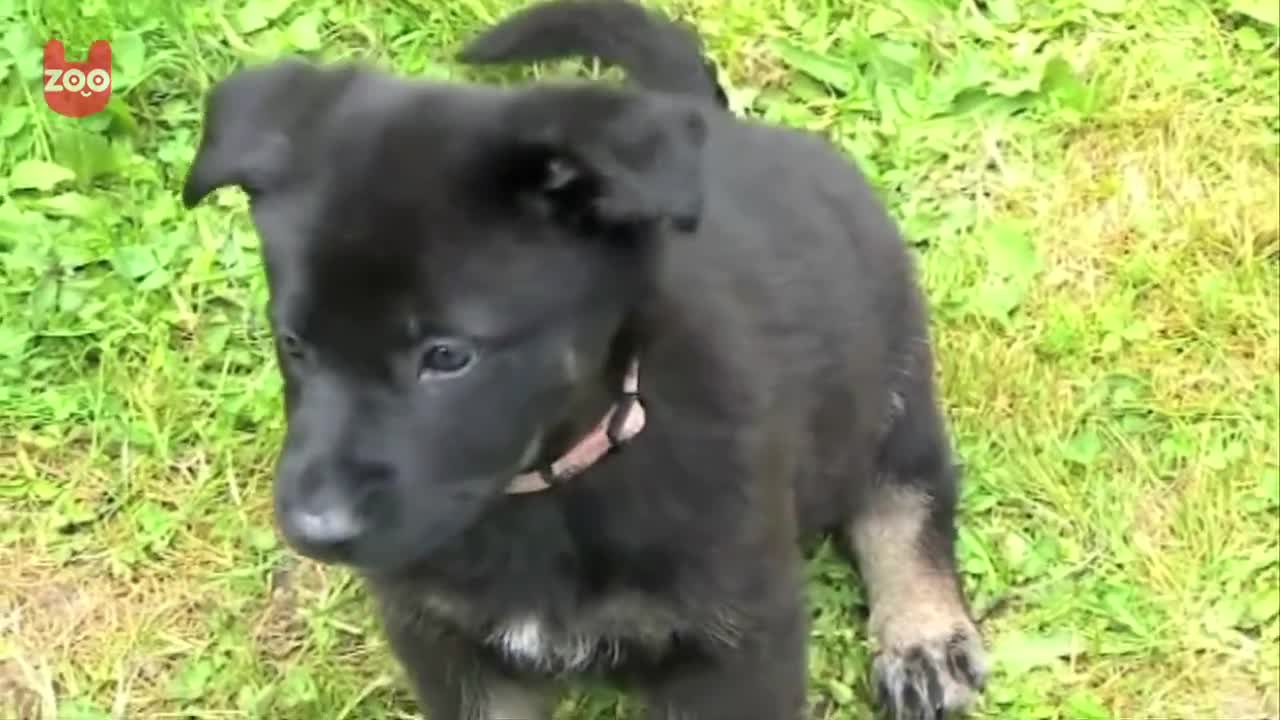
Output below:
[483,677,554,720]
[848,485,987,713]
[848,486,968,646]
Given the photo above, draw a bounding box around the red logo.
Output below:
[43,39,112,118]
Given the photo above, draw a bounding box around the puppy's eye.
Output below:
[279,332,306,360]
[419,339,476,380]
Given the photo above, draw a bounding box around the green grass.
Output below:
[2,0,1277,718]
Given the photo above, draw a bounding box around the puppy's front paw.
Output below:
[871,624,986,720]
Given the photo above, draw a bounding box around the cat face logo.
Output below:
[43,39,112,118]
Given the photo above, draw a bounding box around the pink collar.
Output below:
[507,358,645,494]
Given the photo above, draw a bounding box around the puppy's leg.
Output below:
[643,596,810,720]
[848,375,987,719]
[384,622,557,720]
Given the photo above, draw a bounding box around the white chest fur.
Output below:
[487,616,619,673]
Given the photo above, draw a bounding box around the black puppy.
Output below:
[181,1,987,718]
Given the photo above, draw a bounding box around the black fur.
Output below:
[181,2,986,718]
[458,0,730,108]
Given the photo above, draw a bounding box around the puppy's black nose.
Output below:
[279,486,366,561]
[292,504,364,547]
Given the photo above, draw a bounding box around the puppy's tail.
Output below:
[457,0,728,107]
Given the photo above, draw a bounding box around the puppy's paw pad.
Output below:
[871,628,987,720]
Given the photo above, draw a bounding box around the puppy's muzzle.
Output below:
[276,464,381,562]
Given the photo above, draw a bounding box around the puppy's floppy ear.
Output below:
[182,58,349,208]
[500,86,708,233]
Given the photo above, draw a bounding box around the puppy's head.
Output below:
[182,58,706,573]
